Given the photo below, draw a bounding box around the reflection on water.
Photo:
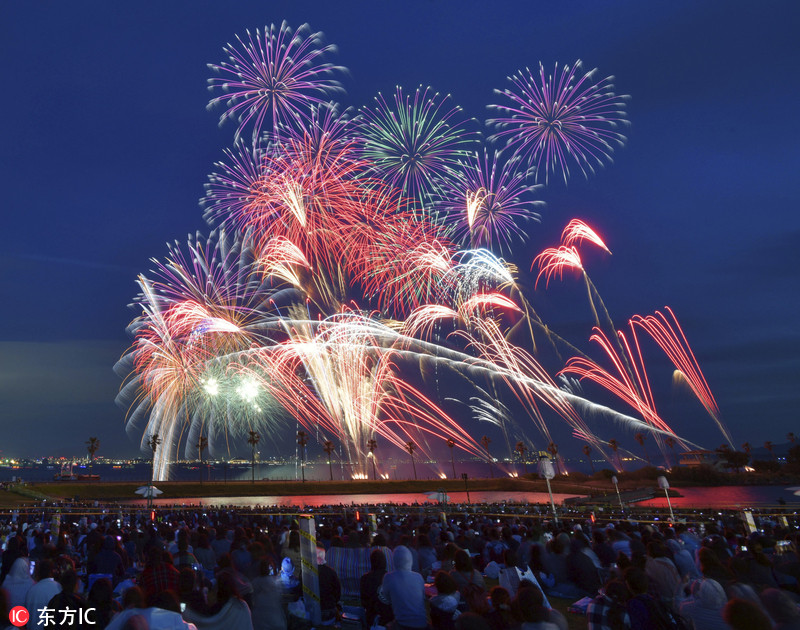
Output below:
[638,485,800,509]
[129,486,800,510]
[130,490,581,508]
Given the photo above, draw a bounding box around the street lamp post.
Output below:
[658,475,675,522]
[612,475,624,512]
[538,456,558,525]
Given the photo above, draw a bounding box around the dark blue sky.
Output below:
[1,1,798,461]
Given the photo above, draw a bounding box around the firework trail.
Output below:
[120,22,721,480]
[559,323,692,468]
[488,60,629,185]
[631,307,732,448]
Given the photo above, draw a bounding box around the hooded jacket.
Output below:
[679,578,729,630]
[378,546,427,629]
[1,557,34,608]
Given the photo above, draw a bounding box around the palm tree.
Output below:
[367,438,378,480]
[547,442,560,475]
[148,433,161,481]
[297,431,308,482]
[788,433,796,444]
[609,439,623,471]
[582,444,594,474]
[765,441,775,461]
[634,432,651,465]
[446,438,456,479]
[742,442,752,456]
[86,437,99,475]
[405,441,417,480]
[198,435,208,484]
[323,440,335,481]
[481,435,493,478]
[515,442,527,475]
[247,430,260,484]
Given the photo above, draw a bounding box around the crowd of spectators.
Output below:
[1,503,799,630]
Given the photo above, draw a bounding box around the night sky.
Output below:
[1,1,798,462]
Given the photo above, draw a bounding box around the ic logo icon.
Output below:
[9,606,29,627]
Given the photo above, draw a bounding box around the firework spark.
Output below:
[208,22,345,141]
[357,86,477,210]
[488,60,628,185]
[120,24,722,482]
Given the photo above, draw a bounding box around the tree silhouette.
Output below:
[765,441,775,461]
[148,434,161,481]
[609,439,623,471]
[86,437,99,475]
[367,438,378,480]
[247,430,260,484]
[789,433,796,444]
[742,442,752,455]
[515,442,528,475]
[323,440,335,481]
[198,435,208,484]
[716,446,749,473]
[634,432,650,465]
[446,438,456,479]
[297,431,308,482]
[481,435,493,478]
[405,441,417,480]
[582,444,594,474]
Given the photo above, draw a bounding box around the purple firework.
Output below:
[487,61,628,185]
[208,22,346,142]
[201,140,271,231]
[441,149,543,252]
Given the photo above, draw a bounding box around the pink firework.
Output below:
[208,22,345,141]
[561,327,668,432]
[488,60,628,185]
[532,245,583,288]
[631,307,731,447]
[561,219,611,253]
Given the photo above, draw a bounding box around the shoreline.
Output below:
[2,476,794,508]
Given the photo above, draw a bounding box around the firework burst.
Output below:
[488,60,629,185]
[356,86,478,211]
[120,23,727,481]
[441,149,543,251]
[208,22,346,141]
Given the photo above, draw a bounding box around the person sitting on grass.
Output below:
[512,582,567,630]
[378,546,427,630]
